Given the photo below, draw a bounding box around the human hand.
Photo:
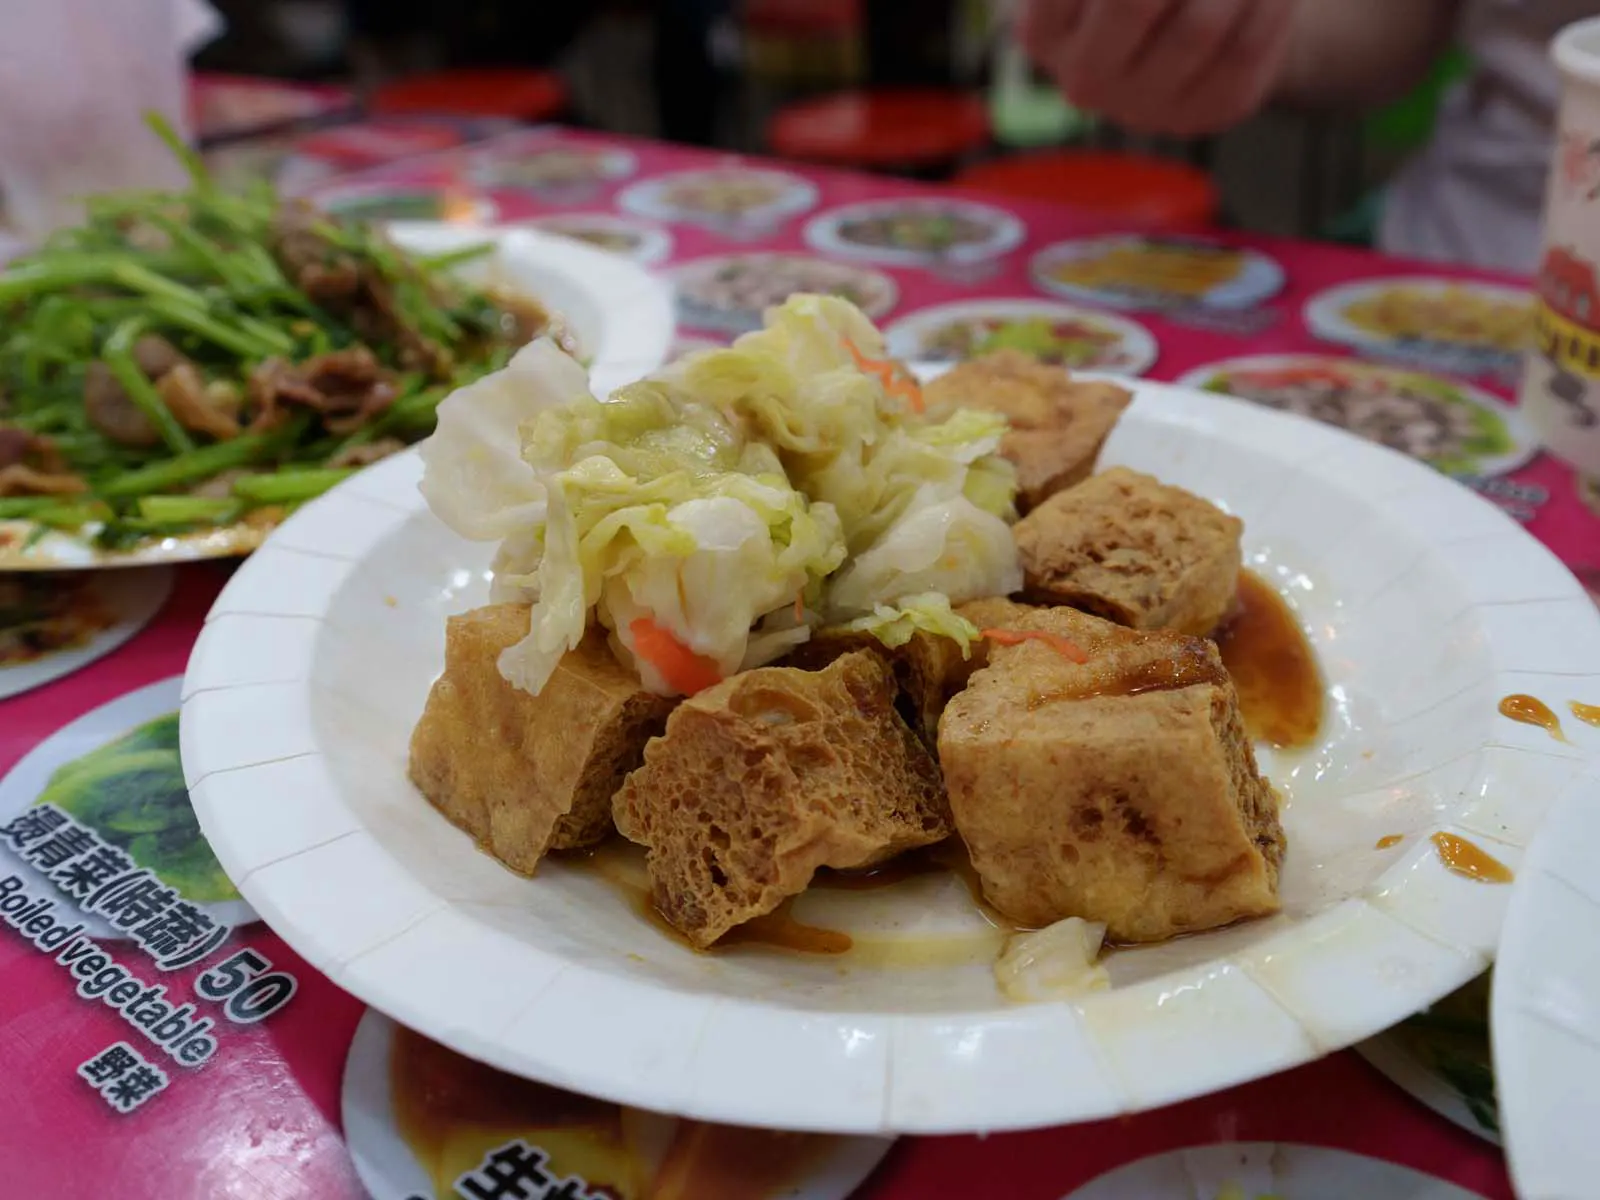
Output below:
[1018,0,1297,137]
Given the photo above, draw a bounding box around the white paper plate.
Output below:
[342,1008,893,1200]
[0,567,171,699]
[884,298,1157,375]
[803,198,1025,267]
[0,224,673,570]
[1493,761,1600,1200]
[181,377,1600,1135]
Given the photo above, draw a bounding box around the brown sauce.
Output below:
[1430,832,1514,884]
[814,840,1016,931]
[1025,640,1227,711]
[1498,693,1567,741]
[566,841,854,956]
[720,902,853,955]
[1375,834,1404,849]
[1214,571,1324,749]
[1570,700,1600,728]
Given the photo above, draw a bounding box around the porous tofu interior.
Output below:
[613,651,950,948]
[1014,466,1243,635]
[938,606,1285,942]
[922,349,1132,512]
[408,606,676,874]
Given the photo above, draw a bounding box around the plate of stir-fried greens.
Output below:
[0,121,673,569]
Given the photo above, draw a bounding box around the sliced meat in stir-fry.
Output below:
[249,347,399,435]
[0,426,87,495]
[157,364,242,441]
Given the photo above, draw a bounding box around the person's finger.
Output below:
[1060,0,1180,110]
[1016,0,1089,71]
[1129,0,1252,110]
[1161,0,1295,136]
[1103,0,1294,136]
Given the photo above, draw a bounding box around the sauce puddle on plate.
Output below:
[566,839,1015,965]
[1375,834,1404,850]
[1214,571,1325,750]
[1498,693,1568,741]
[1430,832,1514,884]
[568,841,856,955]
[1570,699,1600,728]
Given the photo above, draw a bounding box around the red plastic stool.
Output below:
[768,88,989,171]
[954,151,1219,231]
[371,69,567,122]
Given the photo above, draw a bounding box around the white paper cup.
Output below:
[1523,17,1600,481]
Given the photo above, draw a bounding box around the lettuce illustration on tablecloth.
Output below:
[33,711,239,904]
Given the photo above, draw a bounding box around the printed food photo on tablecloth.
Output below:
[1031,233,1285,316]
[802,198,1025,269]
[1358,972,1499,1144]
[522,213,674,266]
[309,181,497,226]
[884,298,1157,374]
[1063,1143,1488,1199]
[468,136,638,203]
[0,676,257,942]
[341,1010,893,1200]
[1177,355,1539,481]
[669,254,898,334]
[1303,277,1535,382]
[0,568,171,700]
[617,167,819,234]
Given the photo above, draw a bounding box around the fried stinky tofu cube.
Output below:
[938,606,1284,942]
[1014,466,1242,635]
[922,350,1132,512]
[781,597,1039,750]
[613,651,949,948]
[408,605,676,873]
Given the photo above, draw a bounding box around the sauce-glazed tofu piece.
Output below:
[780,596,1034,752]
[408,606,676,873]
[613,651,949,948]
[922,350,1132,513]
[938,606,1284,943]
[1013,466,1242,635]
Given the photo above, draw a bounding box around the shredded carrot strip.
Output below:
[629,618,724,695]
[847,340,924,412]
[981,627,1090,663]
[793,591,805,623]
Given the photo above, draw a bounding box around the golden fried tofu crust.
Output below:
[922,350,1132,512]
[1014,466,1242,636]
[780,597,1038,750]
[408,605,676,874]
[613,651,949,948]
[938,606,1284,942]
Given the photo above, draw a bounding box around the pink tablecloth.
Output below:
[3,116,1592,1199]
